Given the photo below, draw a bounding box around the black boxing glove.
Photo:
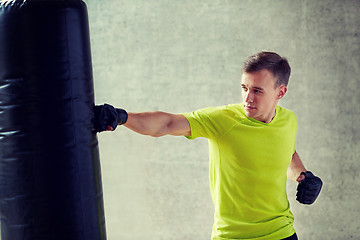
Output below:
[94,103,128,132]
[296,171,323,205]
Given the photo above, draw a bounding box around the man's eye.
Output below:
[242,87,248,91]
[254,89,263,94]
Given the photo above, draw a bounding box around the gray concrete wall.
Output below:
[86,1,360,239]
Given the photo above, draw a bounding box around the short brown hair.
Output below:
[242,51,291,87]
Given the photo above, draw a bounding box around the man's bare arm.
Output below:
[123,112,191,137]
[287,150,307,182]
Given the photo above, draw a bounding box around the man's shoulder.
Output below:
[277,105,297,119]
[184,104,244,122]
[226,103,244,112]
[203,103,244,118]
[275,105,298,130]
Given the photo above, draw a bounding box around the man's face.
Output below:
[241,69,287,123]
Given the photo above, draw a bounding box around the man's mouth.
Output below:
[244,105,256,110]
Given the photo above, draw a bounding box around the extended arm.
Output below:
[94,104,191,137]
[124,111,191,137]
[287,150,307,182]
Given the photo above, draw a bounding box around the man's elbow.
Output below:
[148,132,167,137]
[148,124,170,137]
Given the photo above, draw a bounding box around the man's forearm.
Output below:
[123,112,172,137]
[287,151,307,182]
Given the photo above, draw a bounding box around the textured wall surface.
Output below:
[85,1,360,239]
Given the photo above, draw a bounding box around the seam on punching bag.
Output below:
[63,7,85,240]
[63,8,85,240]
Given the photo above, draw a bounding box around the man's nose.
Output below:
[244,91,254,103]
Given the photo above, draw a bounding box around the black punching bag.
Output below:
[0,0,106,239]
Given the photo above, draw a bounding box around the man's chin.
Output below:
[244,110,255,119]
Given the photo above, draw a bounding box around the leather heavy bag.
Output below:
[0,0,106,239]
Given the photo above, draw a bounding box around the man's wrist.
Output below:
[116,108,128,125]
[296,171,307,182]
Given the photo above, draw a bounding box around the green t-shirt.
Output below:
[183,104,297,240]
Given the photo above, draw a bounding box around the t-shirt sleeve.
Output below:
[182,107,223,140]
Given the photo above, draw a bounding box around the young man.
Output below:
[95,52,322,240]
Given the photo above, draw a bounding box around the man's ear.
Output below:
[277,85,287,99]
